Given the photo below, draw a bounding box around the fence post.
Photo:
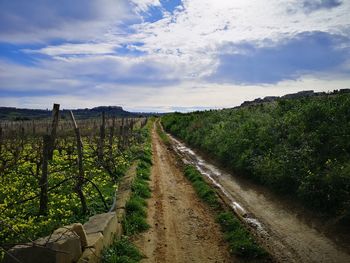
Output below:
[48,104,60,160]
[98,112,105,162]
[39,135,50,215]
[108,117,115,161]
[0,125,2,155]
[69,111,87,214]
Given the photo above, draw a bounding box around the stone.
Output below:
[86,232,104,253]
[3,226,82,263]
[77,248,99,263]
[83,212,118,246]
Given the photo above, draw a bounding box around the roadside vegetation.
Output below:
[102,120,153,263]
[155,120,170,145]
[161,94,350,220]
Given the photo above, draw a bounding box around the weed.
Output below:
[156,121,170,145]
[102,235,143,263]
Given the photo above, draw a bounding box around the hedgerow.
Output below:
[162,94,350,217]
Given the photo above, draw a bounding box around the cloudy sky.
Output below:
[0,0,349,112]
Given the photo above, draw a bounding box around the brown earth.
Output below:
[132,125,234,263]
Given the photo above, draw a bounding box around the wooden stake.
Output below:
[48,103,60,160]
[69,110,87,214]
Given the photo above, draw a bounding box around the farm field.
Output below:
[0,106,148,261]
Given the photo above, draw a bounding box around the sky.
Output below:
[0,0,349,112]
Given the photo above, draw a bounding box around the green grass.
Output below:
[123,194,150,235]
[184,166,219,208]
[156,120,170,145]
[183,165,268,260]
[216,212,267,258]
[102,235,143,263]
[123,129,152,235]
[131,177,151,199]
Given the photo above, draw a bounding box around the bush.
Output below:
[162,94,350,216]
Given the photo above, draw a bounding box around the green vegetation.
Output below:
[0,140,132,246]
[101,236,143,263]
[102,121,153,263]
[0,116,148,262]
[156,120,170,145]
[162,94,350,218]
[123,133,152,235]
[216,212,267,258]
[183,164,267,259]
[183,165,219,208]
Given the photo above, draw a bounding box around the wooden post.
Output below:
[0,125,3,155]
[108,117,115,161]
[39,135,50,215]
[20,125,25,149]
[120,117,125,150]
[69,111,87,214]
[32,120,36,136]
[98,112,105,162]
[48,104,60,160]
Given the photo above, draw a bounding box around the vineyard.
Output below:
[0,104,148,260]
[162,94,350,219]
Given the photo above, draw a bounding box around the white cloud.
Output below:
[0,52,183,96]
[1,0,350,112]
[0,0,133,43]
[133,0,349,54]
[130,0,161,13]
[118,0,350,80]
[24,43,119,56]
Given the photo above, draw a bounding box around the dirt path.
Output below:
[169,134,350,263]
[133,125,233,263]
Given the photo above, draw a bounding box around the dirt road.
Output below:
[133,125,233,263]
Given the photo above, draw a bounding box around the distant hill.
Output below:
[0,106,150,121]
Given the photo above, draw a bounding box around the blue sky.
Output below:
[0,0,349,112]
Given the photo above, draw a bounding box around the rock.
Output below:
[83,212,118,246]
[3,225,82,263]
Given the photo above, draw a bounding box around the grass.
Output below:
[216,212,267,258]
[102,235,143,263]
[183,165,268,259]
[123,194,150,235]
[102,122,153,263]
[156,120,170,145]
[184,165,220,208]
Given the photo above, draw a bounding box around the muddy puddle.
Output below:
[168,134,350,263]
